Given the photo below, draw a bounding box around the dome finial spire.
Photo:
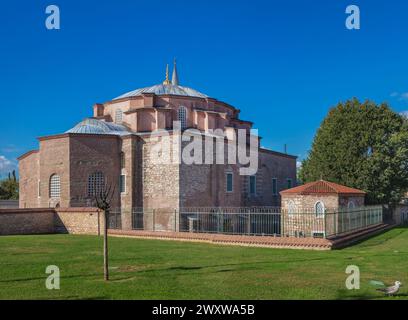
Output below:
[163,64,171,85]
[172,58,179,86]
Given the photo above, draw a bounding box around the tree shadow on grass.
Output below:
[134,256,337,275]
[0,273,102,284]
[32,295,110,300]
[335,289,408,300]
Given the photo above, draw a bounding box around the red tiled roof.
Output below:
[280,180,365,196]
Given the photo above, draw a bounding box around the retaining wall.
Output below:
[0,207,103,236]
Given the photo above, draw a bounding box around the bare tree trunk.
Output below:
[104,209,109,281]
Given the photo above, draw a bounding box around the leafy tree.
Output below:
[0,170,19,200]
[299,98,408,205]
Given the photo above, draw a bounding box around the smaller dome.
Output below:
[66,118,130,136]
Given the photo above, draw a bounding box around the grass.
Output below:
[0,227,408,300]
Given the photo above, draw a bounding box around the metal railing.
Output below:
[108,205,383,239]
[108,209,122,229]
[179,207,281,236]
[329,205,383,237]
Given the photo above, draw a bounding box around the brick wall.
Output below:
[0,208,103,236]
[243,149,297,207]
[0,208,55,235]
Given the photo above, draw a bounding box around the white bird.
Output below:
[372,281,402,296]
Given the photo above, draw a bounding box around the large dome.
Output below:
[113,83,208,100]
[113,62,208,100]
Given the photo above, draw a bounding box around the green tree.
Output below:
[299,98,408,205]
[0,170,19,200]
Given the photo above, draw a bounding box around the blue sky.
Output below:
[1,0,408,177]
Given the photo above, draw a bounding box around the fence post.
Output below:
[247,212,251,235]
[324,211,327,238]
[281,209,284,236]
[153,209,155,231]
[174,209,177,232]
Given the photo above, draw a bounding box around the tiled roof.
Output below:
[280,180,365,195]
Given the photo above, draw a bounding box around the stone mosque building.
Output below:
[18,62,297,216]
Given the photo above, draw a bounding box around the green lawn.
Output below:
[0,227,407,300]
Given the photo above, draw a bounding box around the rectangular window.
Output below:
[312,231,325,238]
[249,175,256,195]
[226,172,233,193]
[287,178,292,189]
[272,178,277,195]
[120,175,126,193]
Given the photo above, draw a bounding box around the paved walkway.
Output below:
[109,223,393,250]
[108,229,333,250]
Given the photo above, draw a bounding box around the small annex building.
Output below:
[280,180,366,238]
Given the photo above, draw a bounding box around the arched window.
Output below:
[115,109,123,124]
[49,174,61,198]
[315,201,325,218]
[177,106,187,129]
[348,201,355,210]
[288,200,296,215]
[88,171,105,197]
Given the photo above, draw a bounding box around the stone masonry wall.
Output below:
[18,151,40,208]
[54,208,103,235]
[142,133,180,210]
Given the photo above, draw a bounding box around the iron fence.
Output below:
[108,209,122,229]
[179,207,281,236]
[108,205,383,239]
[329,205,383,237]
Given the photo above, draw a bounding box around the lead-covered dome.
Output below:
[114,83,208,100]
[66,118,130,135]
[113,61,208,100]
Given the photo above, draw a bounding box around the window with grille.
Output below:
[272,178,277,195]
[49,174,61,198]
[115,109,123,124]
[88,172,105,197]
[177,106,187,129]
[315,201,325,218]
[226,172,233,193]
[348,201,355,209]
